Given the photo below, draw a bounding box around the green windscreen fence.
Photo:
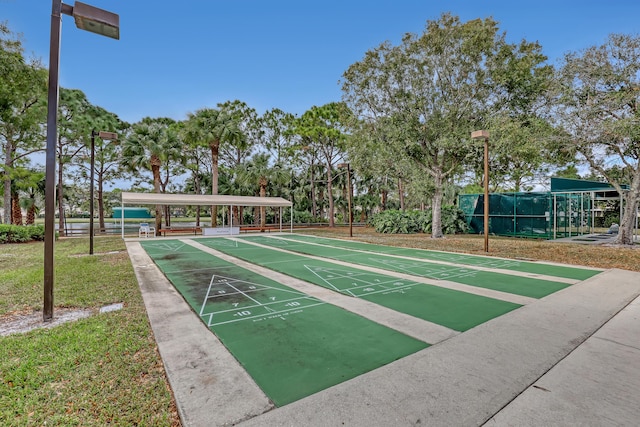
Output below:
[459,192,592,239]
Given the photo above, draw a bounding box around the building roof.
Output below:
[120,192,292,207]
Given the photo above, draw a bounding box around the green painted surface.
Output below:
[280,234,602,281]
[198,238,521,332]
[140,239,428,406]
[241,235,573,298]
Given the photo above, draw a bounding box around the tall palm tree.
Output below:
[9,166,44,225]
[184,107,243,227]
[21,169,45,225]
[121,118,181,235]
[238,153,271,229]
[238,153,290,230]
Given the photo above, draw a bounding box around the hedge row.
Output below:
[367,206,467,234]
[0,224,47,243]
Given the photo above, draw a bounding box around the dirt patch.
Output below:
[0,304,123,337]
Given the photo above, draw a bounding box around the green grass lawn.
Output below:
[0,237,179,426]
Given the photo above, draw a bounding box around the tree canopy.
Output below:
[342,13,552,237]
[554,33,640,245]
[2,16,638,243]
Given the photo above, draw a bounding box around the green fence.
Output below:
[459,192,592,239]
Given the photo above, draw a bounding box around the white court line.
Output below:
[209,295,317,315]
[273,233,605,271]
[261,235,581,285]
[307,265,404,287]
[225,281,263,306]
[143,241,191,252]
[355,282,418,297]
[305,265,406,297]
[199,274,218,316]
[371,258,479,281]
[182,238,460,344]
[228,237,535,306]
[210,302,326,326]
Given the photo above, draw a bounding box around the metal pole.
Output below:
[483,137,489,252]
[568,193,572,238]
[89,130,96,254]
[121,199,124,238]
[580,192,584,235]
[44,0,63,322]
[347,164,353,238]
[553,193,557,240]
[591,191,595,231]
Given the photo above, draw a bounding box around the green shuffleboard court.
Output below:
[236,235,583,299]
[139,240,429,406]
[278,234,602,281]
[197,238,522,332]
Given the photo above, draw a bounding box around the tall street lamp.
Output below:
[338,163,353,237]
[44,1,119,322]
[89,130,117,255]
[471,130,490,253]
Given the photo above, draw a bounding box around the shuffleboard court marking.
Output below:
[139,239,434,407]
[305,265,419,298]
[142,240,190,253]
[199,274,325,326]
[368,257,479,281]
[263,234,593,284]
[197,238,525,332]
[245,236,569,299]
[227,237,536,306]
[182,238,460,344]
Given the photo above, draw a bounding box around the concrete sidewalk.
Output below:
[486,292,640,426]
[126,241,640,426]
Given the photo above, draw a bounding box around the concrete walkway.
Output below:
[126,241,640,427]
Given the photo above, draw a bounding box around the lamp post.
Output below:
[471,130,489,253]
[89,130,117,255]
[44,1,119,322]
[338,163,353,237]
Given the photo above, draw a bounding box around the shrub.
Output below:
[368,206,467,235]
[440,205,468,234]
[0,224,48,243]
[603,213,620,228]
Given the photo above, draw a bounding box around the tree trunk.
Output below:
[381,189,388,211]
[193,173,201,227]
[342,180,349,223]
[11,193,22,225]
[259,177,267,231]
[327,164,335,227]
[310,165,317,219]
[3,146,13,224]
[232,206,240,225]
[398,178,405,211]
[151,156,162,235]
[164,205,171,227]
[57,153,65,236]
[98,179,106,232]
[26,200,36,225]
[615,171,640,245]
[210,141,220,227]
[431,171,445,238]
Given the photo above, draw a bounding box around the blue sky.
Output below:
[3,1,640,124]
